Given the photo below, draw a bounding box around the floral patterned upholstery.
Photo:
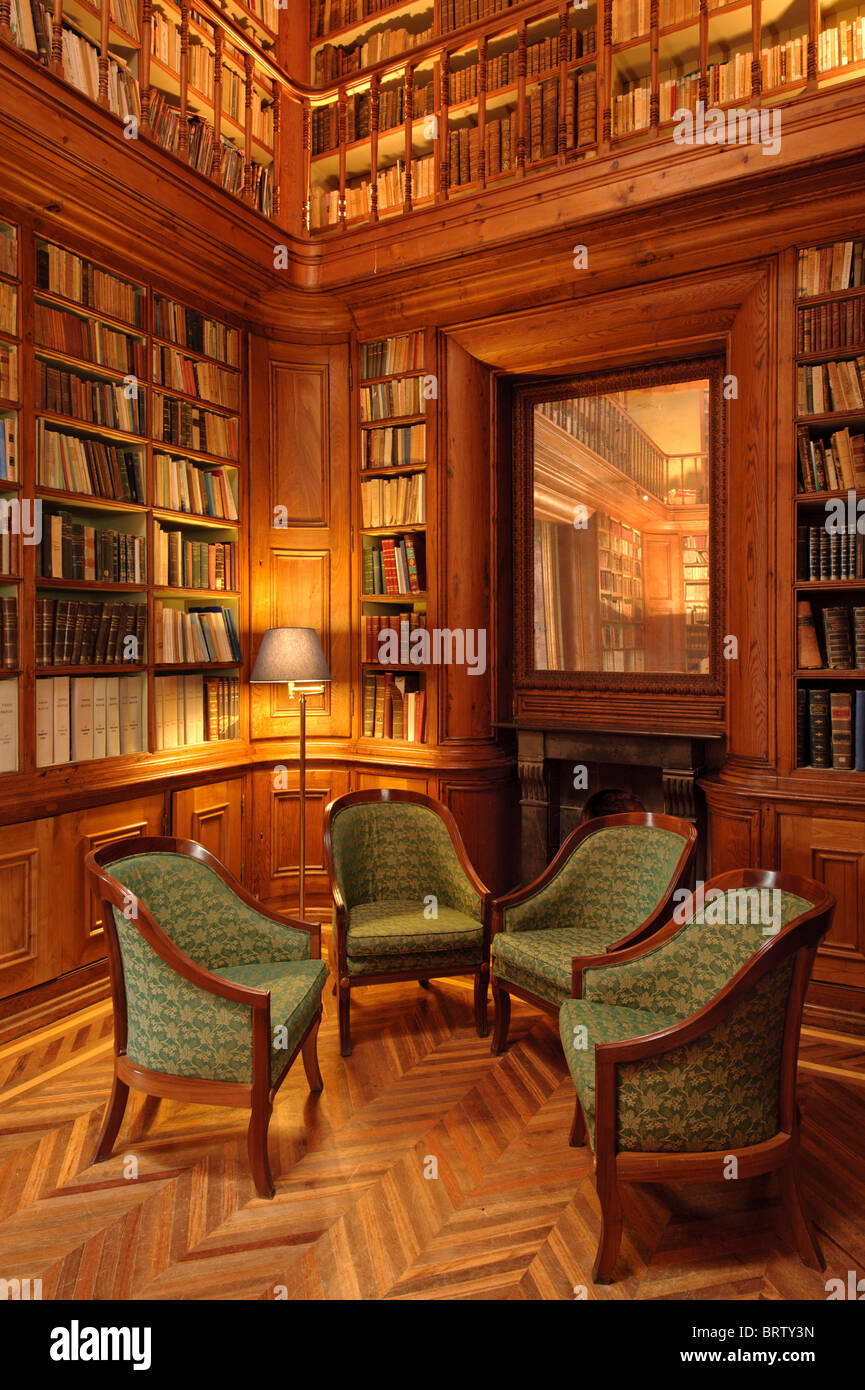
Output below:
[558,888,809,1151]
[492,824,689,1005]
[108,852,326,1085]
[330,801,484,977]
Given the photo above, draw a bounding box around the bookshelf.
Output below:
[597,511,645,672]
[0,220,246,782]
[792,233,865,775]
[357,328,433,744]
[0,214,20,774]
[4,0,280,218]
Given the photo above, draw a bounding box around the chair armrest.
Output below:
[571,916,685,999]
[279,914,322,960]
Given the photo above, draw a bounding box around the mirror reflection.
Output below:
[532,378,711,675]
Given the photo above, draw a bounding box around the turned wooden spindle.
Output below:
[51,0,64,75]
[243,53,254,203]
[140,0,151,129]
[439,52,450,197]
[650,0,659,130]
[516,25,527,174]
[0,0,12,39]
[178,0,190,158]
[271,80,281,219]
[338,88,347,227]
[212,28,223,180]
[602,0,612,146]
[98,0,110,108]
[369,72,380,222]
[806,0,818,86]
[403,65,414,211]
[698,0,709,107]
[557,6,568,159]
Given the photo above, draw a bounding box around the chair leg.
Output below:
[779,1153,824,1271]
[338,977,352,1058]
[418,978,431,989]
[491,976,511,1054]
[247,1096,275,1199]
[93,1072,129,1164]
[569,1095,587,1147]
[302,1010,324,1093]
[592,1156,623,1284]
[474,963,489,1038]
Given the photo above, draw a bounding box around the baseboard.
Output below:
[803,999,865,1037]
[0,964,111,1045]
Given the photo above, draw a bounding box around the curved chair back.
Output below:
[323,789,487,921]
[499,813,697,948]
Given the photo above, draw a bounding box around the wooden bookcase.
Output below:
[791,232,865,776]
[0,213,21,773]
[357,327,435,745]
[4,0,280,217]
[0,214,247,786]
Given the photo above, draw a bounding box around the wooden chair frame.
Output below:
[490,813,698,1053]
[567,867,835,1283]
[86,835,324,1200]
[323,789,492,1058]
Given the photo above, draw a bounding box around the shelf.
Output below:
[153,506,240,528]
[36,664,148,676]
[360,413,427,427]
[362,591,428,601]
[36,578,148,591]
[150,333,242,374]
[360,524,426,535]
[35,346,144,384]
[796,411,865,426]
[794,669,865,678]
[361,463,427,476]
[35,409,146,445]
[797,284,865,308]
[153,381,240,417]
[153,587,241,599]
[796,346,865,365]
[150,439,240,467]
[154,661,241,671]
[795,579,865,590]
[35,487,147,514]
[360,368,428,386]
[32,285,143,334]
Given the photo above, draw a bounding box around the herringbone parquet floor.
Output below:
[0,972,863,1300]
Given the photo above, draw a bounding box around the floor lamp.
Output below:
[250,628,331,920]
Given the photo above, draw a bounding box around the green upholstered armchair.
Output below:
[490,814,697,1053]
[559,868,835,1283]
[86,836,328,1199]
[323,789,491,1057]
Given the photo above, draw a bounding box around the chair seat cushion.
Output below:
[217,958,327,1083]
[492,925,615,1006]
[558,998,680,1145]
[346,900,483,960]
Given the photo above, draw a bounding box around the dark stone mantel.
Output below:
[513,724,721,884]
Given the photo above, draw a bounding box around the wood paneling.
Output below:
[269,362,330,527]
[353,770,430,794]
[252,764,350,910]
[61,796,166,975]
[778,812,865,993]
[441,775,520,898]
[0,821,56,999]
[172,778,246,882]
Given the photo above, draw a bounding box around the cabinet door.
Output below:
[0,818,58,999]
[778,811,865,993]
[252,764,350,913]
[60,795,166,975]
[172,778,245,882]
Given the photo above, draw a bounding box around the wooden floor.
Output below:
[0,973,864,1301]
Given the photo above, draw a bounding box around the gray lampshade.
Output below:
[250,628,331,684]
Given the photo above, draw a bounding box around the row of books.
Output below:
[364,423,426,468]
[36,674,146,766]
[0,229,15,278]
[154,394,238,459]
[0,281,16,336]
[40,513,146,584]
[601,596,643,622]
[311,0,421,39]
[0,419,16,481]
[797,358,865,415]
[0,597,17,670]
[819,18,865,73]
[798,298,865,354]
[311,153,435,226]
[36,599,145,669]
[154,526,238,591]
[146,95,274,216]
[61,24,141,124]
[612,0,648,43]
[38,362,145,435]
[798,525,863,582]
[154,674,239,749]
[36,422,145,503]
[361,333,424,379]
[151,346,240,409]
[153,602,241,663]
[798,241,865,297]
[0,680,15,773]
[599,571,642,597]
[111,0,140,40]
[363,535,424,594]
[313,22,434,84]
[0,529,16,576]
[153,295,239,367]
[362,611,427,664]
[797,428,865,493]
[360,473,426,527]
[601,648,646,673]
[599,518,642,556]
[0,343,18,402]
[798,600,865,671]
[361,670,426,741]
[154,454,238,520]
[35,302,146,377]
[798,687,863,771]
[760,33,807,91]
[361,377,425,420]
[36,242,143,328]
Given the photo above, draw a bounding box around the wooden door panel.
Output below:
[252,765,350,909]
[0,819,57,999]
[172,778,245,881]
[61,795,166,974]
[778,812,865,990]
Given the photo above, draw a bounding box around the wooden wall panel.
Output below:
[248,336,351,742]
[0,820,56,999]
[353,770,431,794]
[778,811,865,993]
[172,778,245,882]
[252,764,350,912]
[706,802,762,876]
[62,795,166,974]
[440,776,520,897]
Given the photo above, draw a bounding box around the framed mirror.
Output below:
[513,358,725,692]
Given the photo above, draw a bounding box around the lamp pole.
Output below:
[298,687,307,920]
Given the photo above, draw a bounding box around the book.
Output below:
[822,606,853,669]
[0,678,17,773]
[797,600,823,668]
[807,689,832,768]
[830,691,853,769]
[856,690,865,772]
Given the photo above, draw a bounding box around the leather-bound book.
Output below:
[830,692,853,769]
[797,599,823,668]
